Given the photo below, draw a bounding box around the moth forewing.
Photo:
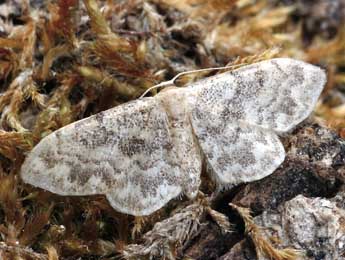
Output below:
[21,88,202,216]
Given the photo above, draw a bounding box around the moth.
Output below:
[20,58,326,216]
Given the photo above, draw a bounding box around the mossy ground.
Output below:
[0,0,344,259]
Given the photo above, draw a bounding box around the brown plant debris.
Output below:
[123,199,206,260]
[0,0,344,259]
[230,203,301,260]
[0,242,48,260]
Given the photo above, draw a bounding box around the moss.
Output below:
[0,0,344,259]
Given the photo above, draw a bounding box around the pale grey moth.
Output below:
[20,58,326,216]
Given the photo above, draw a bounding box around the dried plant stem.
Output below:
[0,70,38,132]
[41,44,71,81]
[82,0,131,52]
[230,203,302,260]
[123,199,206,259]
[227,47,281,67]
[82,0,149,77]
[77,66,140,98]
[206,207,232,233]
[32,76,78,140]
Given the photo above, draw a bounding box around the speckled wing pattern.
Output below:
[20,58,326,216]
[190,58,326,186]
[21,90,202,216]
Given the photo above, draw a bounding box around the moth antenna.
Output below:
[139,77,177,98]
[139,63,246,98]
